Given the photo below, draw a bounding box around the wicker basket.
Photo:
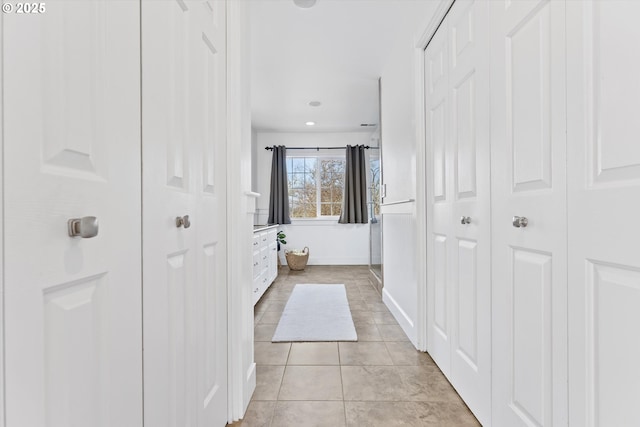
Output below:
[285,247,309,271]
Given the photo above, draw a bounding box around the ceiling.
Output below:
[249,0,435,133]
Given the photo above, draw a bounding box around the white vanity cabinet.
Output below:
[252,225,278,305]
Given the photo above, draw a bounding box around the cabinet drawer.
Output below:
[253,251,261,279]
[252,234,261,250]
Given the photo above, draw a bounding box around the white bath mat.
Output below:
[272,284,357,342]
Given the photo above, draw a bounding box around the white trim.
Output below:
[413,0,455,353]
[226,0,255,423]
[0,10,5,425]
[382,288,417,346]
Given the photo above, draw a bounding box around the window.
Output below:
[287,156,345,218]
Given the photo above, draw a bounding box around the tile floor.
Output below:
[229,265,480,427]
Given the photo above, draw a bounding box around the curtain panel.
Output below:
[339,145,368,224]
[267,145,291,224]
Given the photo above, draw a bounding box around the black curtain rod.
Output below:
[264,145,379,151]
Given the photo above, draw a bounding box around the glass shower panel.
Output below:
[369,151,382,281]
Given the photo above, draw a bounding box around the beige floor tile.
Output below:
[265,300,288,312]
[341,366,407,401]
[344,401,480,427]
[288,342,339,365]
[354,323,382,341]
[229,401,275,427]
[271,401,346,427]
[366,301,391,312]
[258,311,284,325]
[350,310,375,325]
[378,324,410,341]
[396,366,464,403]
[346,300,368,311]
[254,324,278,342]
[338,342,393,365]
[385,341,438,367]
[253,365,285,400]
[372,311,398,325]
[278,366,343,401]
[254,342,291,365]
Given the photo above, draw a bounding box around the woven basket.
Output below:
[285,247,309,271]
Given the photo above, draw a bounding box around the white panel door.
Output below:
[490,1,567,426]
[566,2,640,426]
[3,1,142,426]
[142,0,228,426]
[425,18,451,376]
[447,1,491,424]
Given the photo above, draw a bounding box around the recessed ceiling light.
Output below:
[308,101,322,107]
[305,121,316,126]
[293,0,316,8]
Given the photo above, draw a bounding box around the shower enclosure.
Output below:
[369,149,383,286]
[369,78,383,292]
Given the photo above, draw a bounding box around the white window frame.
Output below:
[287,153,345,221]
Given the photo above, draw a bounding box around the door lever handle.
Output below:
[68,216,99,238]
[176,215,191,229]
[460,216,471,225]
[512,216,529,228]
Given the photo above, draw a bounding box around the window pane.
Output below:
[320,203,331,216]
[332,203,342,217]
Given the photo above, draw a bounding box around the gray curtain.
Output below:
[339,145,368,224]
[267,145,291,224]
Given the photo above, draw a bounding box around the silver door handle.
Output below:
[512,216,528,228]
[176,215,191,229]
[460,216,471,225]
[68,216,99,238]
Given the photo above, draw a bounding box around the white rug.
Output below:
[272,284,357,342]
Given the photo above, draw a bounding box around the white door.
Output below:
[425,2,491,423]
[142,0,228,426]
[490,1,568,426]
[566,2,640,426]
[425,13,451,376]
[3,1,143,426]
[446,1,491,424]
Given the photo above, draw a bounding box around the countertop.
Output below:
[253,224,278,233]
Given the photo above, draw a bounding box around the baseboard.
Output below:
[243,362,256,415]
[382,288,418,347]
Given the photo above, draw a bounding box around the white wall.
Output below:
[378,1,439,348]
[254,131,374,265]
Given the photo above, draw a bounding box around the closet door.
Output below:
[3,1,142,425]
[142,0,228,426]
[425,1,491,423]
[490,1,567,426]
[425,14,451,376]
[447,1,491,424]
[567,2,640,426]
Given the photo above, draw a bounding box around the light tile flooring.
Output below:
[230,265,480,427]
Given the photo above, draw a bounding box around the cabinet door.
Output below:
[567,2,640,426]
[490,1,568,426]
[3,1,142,425]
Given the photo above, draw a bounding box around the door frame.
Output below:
[414,0,455,352]
[226,0,255,423]
[0,11,5,426]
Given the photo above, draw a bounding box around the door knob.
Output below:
[512,216,529,228]
[68,216,99,238]
[176,215,191,229]
[460,216,471,225]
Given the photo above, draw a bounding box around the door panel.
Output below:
[143,0,227,426]
[425,1,491,424]
[567,2,640,426]
[3,1,142,425]
[426,22,451,375]
[448,1,490,423]
[491,0,567,426]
